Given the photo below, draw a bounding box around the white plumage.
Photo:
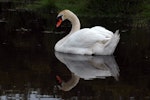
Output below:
[55,10,120,55]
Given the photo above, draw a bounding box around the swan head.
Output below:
[56,74,80,91]
[56,9,77,27]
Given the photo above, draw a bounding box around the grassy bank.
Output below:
[27,0,150,28]
[2,0,150,28]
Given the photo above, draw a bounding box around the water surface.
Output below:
[0,18,150,100]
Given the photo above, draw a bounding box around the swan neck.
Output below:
[69,14,80,34]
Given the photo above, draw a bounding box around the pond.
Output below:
[0,16,150,100]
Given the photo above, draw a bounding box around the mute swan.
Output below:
[55,10,120,55]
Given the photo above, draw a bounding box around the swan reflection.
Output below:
[55,52,119,91]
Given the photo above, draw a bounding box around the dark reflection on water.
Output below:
[55,52,119,92]
[0,19,150,99]
[55,52,119,80]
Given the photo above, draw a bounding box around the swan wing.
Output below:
[63,28,110,48]
[91,26,113,38]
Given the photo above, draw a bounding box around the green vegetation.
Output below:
[25,0,57,29]
[17,0,147,16]
[22,0,150,27]
[55,0,89,16]
[132,0,150,27]
[87,0,143,16]
[26,0,56,13]
[2,0,150,27]
[54,0,145,17]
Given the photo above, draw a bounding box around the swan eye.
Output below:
[57,15,63,20]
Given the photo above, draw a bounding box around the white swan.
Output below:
[55,10,120,55]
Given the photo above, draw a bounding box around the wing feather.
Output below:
[64,28,111,48]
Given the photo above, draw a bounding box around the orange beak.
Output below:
[56,18,62,27]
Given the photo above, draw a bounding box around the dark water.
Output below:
[0,17,150,99]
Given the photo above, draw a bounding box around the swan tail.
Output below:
[104,30,120,55]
